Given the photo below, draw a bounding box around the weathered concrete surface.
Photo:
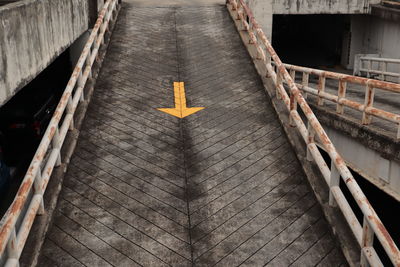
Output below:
[271,0,378,14]
[246,0,379,41]
[35,1,346,266]
[349,12,400,73]
[248,0,273,40]
[0,0,89,106]
[123,0,224,5]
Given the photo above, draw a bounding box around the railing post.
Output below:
[52,127,62,167]
[290,69,295,81]
[67,97,75,131]
[366,60,371,78]
[302,72,309,99]
[360,216,374,267]
[276,71,282,100]
[236,8,242,21]
[265,55,271,78]
[6,228,17,260]
[78,72,85,103]
[317,75,326,106]
[329,161,340,207]
[86,49,93,80]
[381,61,387,81]
[306,121,315,161]
[362,84,375,125]
[289,92,297,127]
[398,63,400,84]
[33,169,45,215]
[336,80,347,114]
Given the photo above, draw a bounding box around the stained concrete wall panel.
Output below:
[0,0,89,106]
[272,0,372,14]
[351,15,400,81]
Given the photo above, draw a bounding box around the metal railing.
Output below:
[279,63,400,139]
[0,0,119,266]
[355,55,400,83]
[226,0,400,266]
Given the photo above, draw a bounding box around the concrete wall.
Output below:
[272,0,377,14]
[324,126,400,201]
[247,0,380,41]
[247,0,273,40]
[0,0,90,106]
[348,11,400,71]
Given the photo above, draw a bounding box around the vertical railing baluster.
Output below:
[289,91,297,127]
[329,161,340,206]
[67,96,75,131]
[86,49,93,80]
[366,60,371,78]
[52,127,62,167]
[276,71,282,100]
[381,61,387,81]
[6,228,17,260]
[33,169,45,215]
[78,71,85,102]
[336,79,347,114]
[360,217,375,267]
[317,75,326,106]
[266,55,271,78]
[362,84,375,125]
[290,69,295,81]
[306,121,315,161]
[302,72,309,99]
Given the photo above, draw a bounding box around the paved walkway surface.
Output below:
[37,2,347,266]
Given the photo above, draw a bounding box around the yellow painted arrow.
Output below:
[158,82,204,118]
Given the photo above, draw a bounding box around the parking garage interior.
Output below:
[0,48,72,216]
[272,14,351,69]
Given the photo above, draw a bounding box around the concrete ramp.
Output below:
[37,3,346,266]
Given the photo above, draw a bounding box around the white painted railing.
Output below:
[279,62,400,139]
[0,1,119,266]
[227,0,400,266]
[354,55,400,84]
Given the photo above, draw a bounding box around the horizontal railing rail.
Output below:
[0,0,119,266]
[226,0,400,266]
[356,56,400,83]
[277,62,400,139]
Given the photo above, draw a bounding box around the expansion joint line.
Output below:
[173,8,195,265]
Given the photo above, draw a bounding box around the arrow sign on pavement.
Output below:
[158,82,204,118]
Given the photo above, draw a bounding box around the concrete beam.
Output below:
[247,0,380,16]
[371,3,400,21]
[0,0,90,106]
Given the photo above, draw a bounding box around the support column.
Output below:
[247,0,274,42]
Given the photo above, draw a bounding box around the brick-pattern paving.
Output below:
[37,3,347,266]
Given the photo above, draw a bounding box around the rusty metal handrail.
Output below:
[277,62,400,139]
[0,0,119,265]
[358,56,400,83]
[227,0,400,266]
